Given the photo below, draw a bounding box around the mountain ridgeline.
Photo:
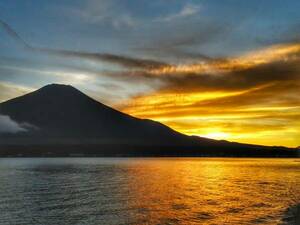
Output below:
[0,84,298,157]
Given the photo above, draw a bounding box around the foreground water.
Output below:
[0,158,299,225]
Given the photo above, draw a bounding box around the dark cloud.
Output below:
[151,52,300,93]
[31,48,169,69]
[135,46,213,62]
[92,44,300,99]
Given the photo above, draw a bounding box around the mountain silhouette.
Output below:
[0,84,186,141]
[0,84,298,157]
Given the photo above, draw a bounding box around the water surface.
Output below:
[0,158,299,225]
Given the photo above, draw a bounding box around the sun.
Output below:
[201,131,231,140]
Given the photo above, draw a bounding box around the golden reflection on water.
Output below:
[0,158,298,224]
[124,158,300,225]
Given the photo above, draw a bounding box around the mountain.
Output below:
[0,84,298,157]
[0,84,185,141]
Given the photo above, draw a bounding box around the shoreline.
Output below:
[282,204,300,224]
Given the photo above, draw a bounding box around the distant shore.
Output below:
[282,204,300,224]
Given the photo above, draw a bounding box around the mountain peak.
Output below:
[39,83,78,92]
[42,83,73,88]
[33,83,86,99]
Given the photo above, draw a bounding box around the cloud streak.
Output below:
[0,82,33,103]
[0,20,32,49]
[155,3,201,22]
[0,19,169,70]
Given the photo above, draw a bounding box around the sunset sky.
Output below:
[0,0,299,147]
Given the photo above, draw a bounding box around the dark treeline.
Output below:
[0,144,298,157]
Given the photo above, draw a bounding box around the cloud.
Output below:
[0,82,33,103]
[117,78,300,147]
[1,14,299,147]
[3,17,297,99]
[117,43,300,117]
[114,43,300,147]
[0,19,168,70]
[0,114,27,133]
[33,48,169,70]
[139,43,300,92]
[155,3,201,22]
[68,0,137,29]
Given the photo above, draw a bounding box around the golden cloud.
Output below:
[116,43,300,147]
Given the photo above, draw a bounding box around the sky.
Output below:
[0,0,300,147]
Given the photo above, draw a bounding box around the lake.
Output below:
[0,158,299,225]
